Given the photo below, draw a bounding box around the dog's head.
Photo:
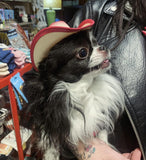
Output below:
[38,30,110,83]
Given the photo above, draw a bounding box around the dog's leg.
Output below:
[38,136,60,160]
[97,129,108,144]
[43,146,60,160]
[98,130,118,151]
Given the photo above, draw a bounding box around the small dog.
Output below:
[23,24,125,160]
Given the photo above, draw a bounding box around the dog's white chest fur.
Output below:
[53,72,125,145]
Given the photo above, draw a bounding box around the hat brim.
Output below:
[31,19,95,71]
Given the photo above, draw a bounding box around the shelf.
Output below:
[3,0,32,2]
[0,62,32,160]
[0,63,32,89]
[18,22,33,26]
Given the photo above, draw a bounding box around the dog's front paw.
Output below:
[43,147,60,160]
[97,130,108,144]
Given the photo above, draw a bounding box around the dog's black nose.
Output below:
[99,45,107,51]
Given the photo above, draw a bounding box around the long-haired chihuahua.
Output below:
[22,19,125,160]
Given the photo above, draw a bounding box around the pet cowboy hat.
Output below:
[31,19,95,71]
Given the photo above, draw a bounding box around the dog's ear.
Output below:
[20,69,46,129]
[23,69,45,103]
[43,88,71,146]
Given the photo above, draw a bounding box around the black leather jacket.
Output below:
[69,0,146,159]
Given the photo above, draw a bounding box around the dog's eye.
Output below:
[76,48,88,59]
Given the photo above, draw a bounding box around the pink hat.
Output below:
[31,19,95,71]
